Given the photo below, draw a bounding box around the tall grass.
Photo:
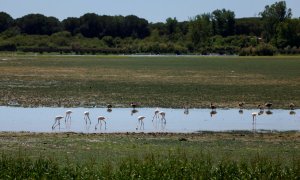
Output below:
[1,153,299,179]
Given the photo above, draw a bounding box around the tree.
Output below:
[79,13,104,38]
[0,12,13,33]
[274,19,300,48]
[211,9,235,37]
[166,17,178,35]
[235,17,263,36]
[260,1,292,41]
[188,14,212,47]
[16,14,61,35]
[122,15,149,38]
[62,17,80,35]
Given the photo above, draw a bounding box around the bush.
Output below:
[255,43,277,56]
[0,41,16,51]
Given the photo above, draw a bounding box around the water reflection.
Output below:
[265,110,273,115]
[290,111,296,115]
[210,110,217,117]
[238,109,243,114]
[131,109,138,116]
[184,106,189,115]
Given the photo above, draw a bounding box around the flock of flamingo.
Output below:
[52,102,167,130]
[52,102,297,131]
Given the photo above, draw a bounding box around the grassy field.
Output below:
[0,132,299,179]
[1,55,300,178]
[0,55,300,108]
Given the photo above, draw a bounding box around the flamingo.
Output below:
[152,108,160,121]
[251,112,258,133]
[65,110,72,123]
[95,116,106,130]
[252,112,258,121]
[52,115,64,130]
[137,116,146,130]
[84,111,91,124]
[159,111,166,122]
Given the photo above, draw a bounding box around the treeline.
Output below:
[0,1,300,55]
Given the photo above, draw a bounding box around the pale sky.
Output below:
[1,0,300,22]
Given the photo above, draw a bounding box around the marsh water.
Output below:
[0,106,299,133]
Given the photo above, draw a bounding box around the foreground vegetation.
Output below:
[0,132,299,179]
[0,55,300,108]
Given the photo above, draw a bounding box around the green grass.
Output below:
[1,153,299,179]
[0,132,299,179]
[1,55,300,108]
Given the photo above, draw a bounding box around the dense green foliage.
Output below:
[0,1,300,55]
[0,153,299,179]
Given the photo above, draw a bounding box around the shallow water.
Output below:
[0,106,299,133]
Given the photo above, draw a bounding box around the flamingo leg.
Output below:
[87,115,91,124]
[52,119,57,129]
[95,120,100,130]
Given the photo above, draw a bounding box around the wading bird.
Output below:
[95,116,106,130]
[265,102,272,110]
[65,110,72,123]
[257,104,263,110]
[152,108,160,121]
[251,112,258,133]
[252,112,258,121]
[107,104,112,112]
[257,104,264,115]
[52,115,64,130]
[159,111,166,123]
[130,102,138,109]
[210,103,216,110]
[84,111,91,124]
[289,103,295,110]
[137,116,146,130]
[238,102,245,109]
